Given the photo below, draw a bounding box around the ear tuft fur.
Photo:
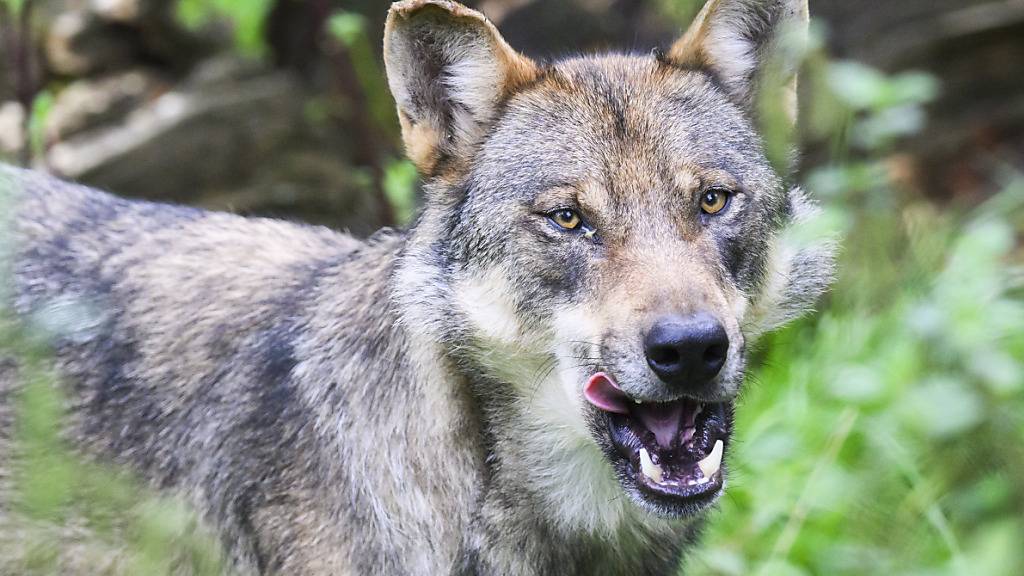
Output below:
[744,187,838,339]
[667,0,808,121]
[384,0,539,175]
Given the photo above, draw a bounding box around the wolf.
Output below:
[0,0,835,574]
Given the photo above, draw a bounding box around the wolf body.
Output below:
[0,1,834,574]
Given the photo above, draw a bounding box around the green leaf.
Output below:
[900,378,984,440]
[327,12,367,47]
[384,158,419,226]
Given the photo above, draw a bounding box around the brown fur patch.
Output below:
[385,0,540,175]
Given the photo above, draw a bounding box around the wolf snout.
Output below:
[643,313,729,390]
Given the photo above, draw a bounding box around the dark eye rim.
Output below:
[700,186,734,216]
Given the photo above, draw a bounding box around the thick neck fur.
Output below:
[392,199,698,575]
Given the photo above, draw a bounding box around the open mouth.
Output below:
[585,372,729,514]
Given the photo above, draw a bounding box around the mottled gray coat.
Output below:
[0,0,834,574]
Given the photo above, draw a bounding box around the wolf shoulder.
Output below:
[0,162,395,411]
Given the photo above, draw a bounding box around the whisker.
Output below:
[528,360,560,407]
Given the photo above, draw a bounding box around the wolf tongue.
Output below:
[631,401,685,448]
[583,373,631,414]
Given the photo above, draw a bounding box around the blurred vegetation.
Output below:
[323,9,416,226]
[1,1,1022,575]
[689,24,1024,576]
[176,0,275,57]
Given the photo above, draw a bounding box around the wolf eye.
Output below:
[700,188,732,215]
[549,209,583,230]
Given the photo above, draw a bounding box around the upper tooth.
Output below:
[633,398,642,404]
[697,440,724,479]
[639,448,663,483]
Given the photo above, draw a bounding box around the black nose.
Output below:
[644,313,729,388]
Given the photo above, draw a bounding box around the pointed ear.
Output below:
[667,0,808,123]
[384,0,540,175]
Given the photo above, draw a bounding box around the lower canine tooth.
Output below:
[639,448,663,483]
[697,440,724,479]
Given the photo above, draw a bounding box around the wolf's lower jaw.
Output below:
[606,399,730,511]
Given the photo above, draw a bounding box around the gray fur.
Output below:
[0,1,834,574]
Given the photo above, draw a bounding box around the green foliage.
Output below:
[654,0,704,28]
[327,10,409,225]
[686,26,1024,576]
[384,158,419,226]
[0,0,25,16]
[176,0,274,57]
[690,190,1023,575]
[826,62,939,151]
[27,90,53,162]
[327,10,399,141]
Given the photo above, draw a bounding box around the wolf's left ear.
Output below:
[384,0,540,176]
[667,0,808,123]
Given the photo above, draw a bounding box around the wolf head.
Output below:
[385,0,835,528]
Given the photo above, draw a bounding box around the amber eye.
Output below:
[549,209,583,230]
[700,188,731,215]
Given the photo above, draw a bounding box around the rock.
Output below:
[43,54,387,232]
[184,54,270,89]
[47,70,300,201]
[52,67,312,195]
[198,148,388,235]
[0,101,26,157]
[89,0,164,24]
[45,10,136,76]
[45,69,165,142]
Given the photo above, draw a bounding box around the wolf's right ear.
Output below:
[384,1,539,176]
[667,0,808,124]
